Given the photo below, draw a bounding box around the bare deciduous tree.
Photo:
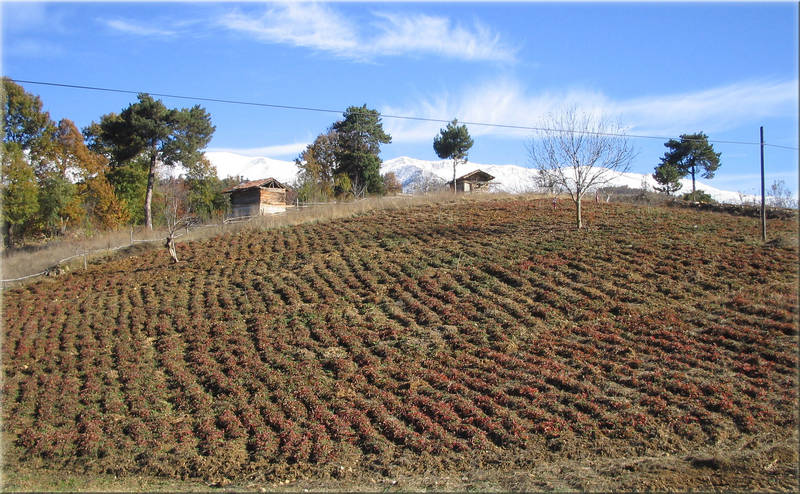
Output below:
[162,178,199,263]
[350,174,367,199]
[164,215,199,263]
[410,174,447,195]
[528,108,636,228]
[768,179,798,209]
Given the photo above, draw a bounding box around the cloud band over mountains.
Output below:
[382,77,799,143]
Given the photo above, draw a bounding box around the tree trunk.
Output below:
[453,160,457,195]
[144,150,156,229]
[165,236,178,263]
[576,197,583,229]
[691,164,696,195]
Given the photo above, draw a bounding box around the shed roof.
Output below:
[450,169,495,183]
[222,178,287,194]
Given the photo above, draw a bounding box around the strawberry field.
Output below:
[2,199,798,489]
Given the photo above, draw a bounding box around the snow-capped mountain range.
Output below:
[203,151,756,204]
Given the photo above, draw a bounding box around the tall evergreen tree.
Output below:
[652,161,682,195]
[1,143,39,244]
[332,105,391,195]
[184,157,225,219]
[90,94,215,229]
[658,133,721,195]
[104,156,150,225]
[433,119,474,194]
[37,174,83,235]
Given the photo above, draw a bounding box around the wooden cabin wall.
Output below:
[260,188,286,205]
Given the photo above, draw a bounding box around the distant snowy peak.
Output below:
[381,157,539,194]
[205,151,298,185]
[381,157,755,203]
[204,151,754,204]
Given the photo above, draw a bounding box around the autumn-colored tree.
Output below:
[3,81,130,237]
[295,130,338,201]
[81,175,130,229]
[53,119,106,176]
[41,119,127,231]
[382,172,403,195]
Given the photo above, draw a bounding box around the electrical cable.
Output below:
[8,78,799,151]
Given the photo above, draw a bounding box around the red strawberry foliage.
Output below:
[2,199,797,482]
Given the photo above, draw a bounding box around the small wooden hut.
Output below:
[448,170,495,193]
[222,178,288,217]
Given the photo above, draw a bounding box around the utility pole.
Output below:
[760,126,766,242]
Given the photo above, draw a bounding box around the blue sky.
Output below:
[3,1,798,195]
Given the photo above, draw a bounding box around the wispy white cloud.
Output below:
[382,77,799,143]
[370,12,515,63]
[208,142,309,158]
[218,3,515,63]
[102,18,177,37]
[220,3,360,58]
[617,79,799,136]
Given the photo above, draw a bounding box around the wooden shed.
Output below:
[222,178,288,217]
[448,170,495,193]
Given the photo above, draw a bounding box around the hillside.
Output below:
[2,199,798,490]
[203,152,757,203]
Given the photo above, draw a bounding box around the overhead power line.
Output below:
[9,78,799,151]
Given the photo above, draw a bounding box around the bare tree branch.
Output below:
[528,108,636,228]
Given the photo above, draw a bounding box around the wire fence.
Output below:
[1,198,390,286]
[0,222,219,286]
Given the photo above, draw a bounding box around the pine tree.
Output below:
[433,119,474,194]
[659,133,721,194]
[332,105,391,195]
[652,161,682,195]
[90,94,215,229]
